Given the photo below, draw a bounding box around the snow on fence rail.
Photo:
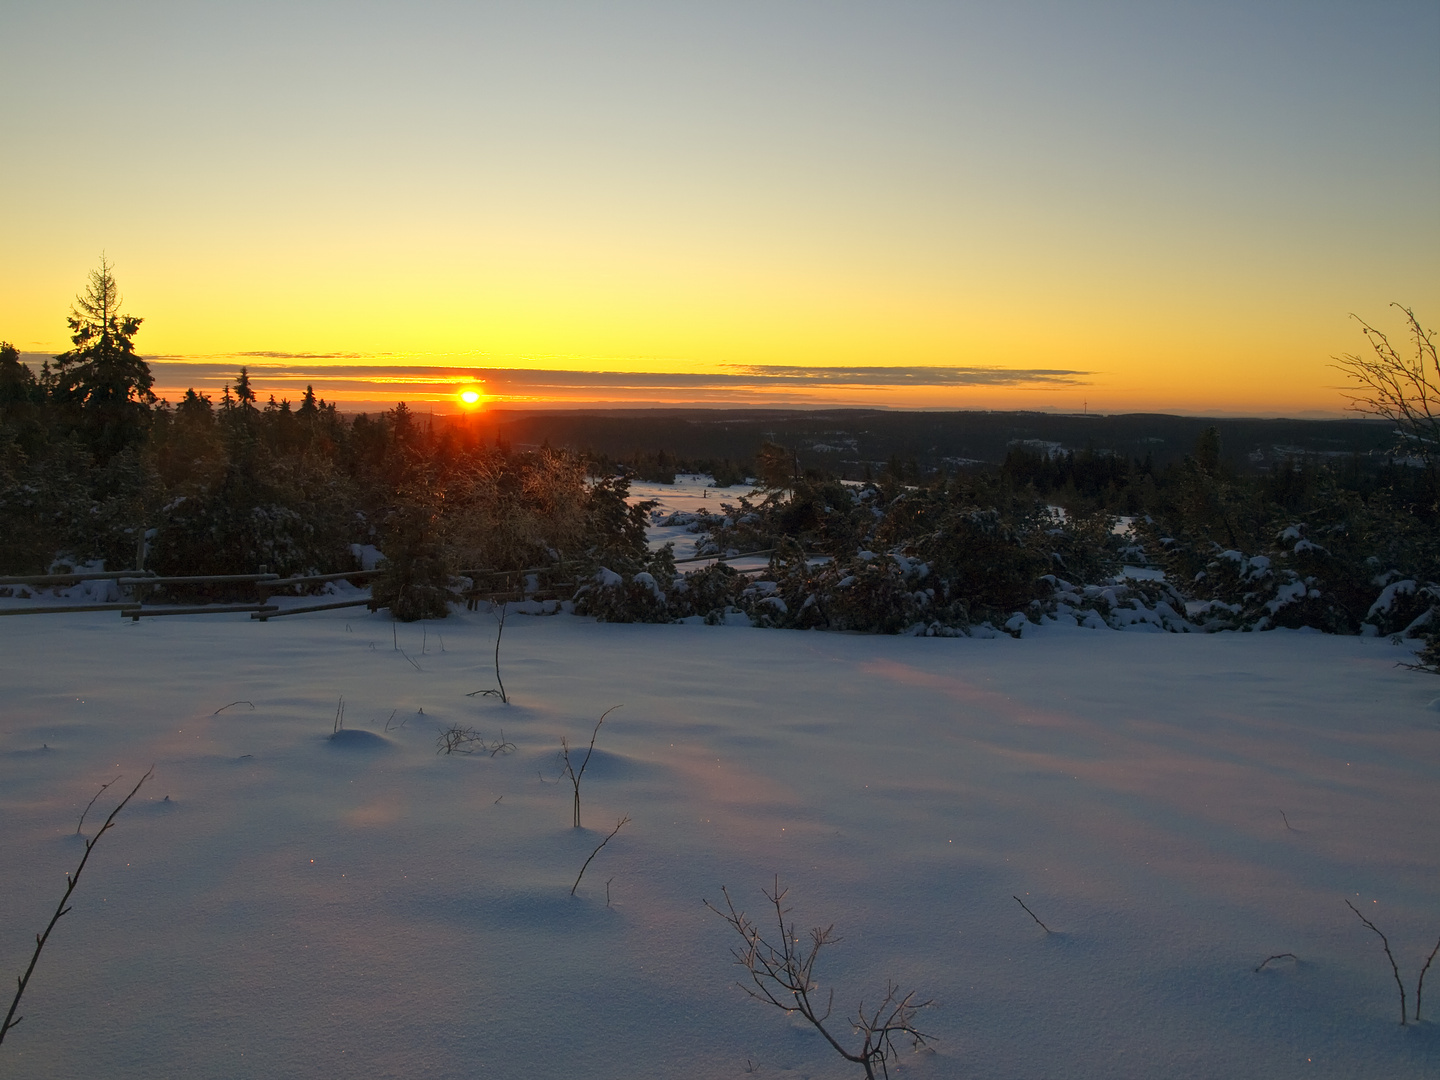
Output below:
[129,604,280,620]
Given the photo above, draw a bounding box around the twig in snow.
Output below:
[2,767,153,1046]
[1013,895,1053,934]
[571,815,630,896]
[1254,953,1298,973]
[1346,899,1407,1025]
[333,697,345,734]
[1279,809,1294,831]
[76,776,121,835]
[213,701,254,715]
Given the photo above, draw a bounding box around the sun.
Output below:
[458,388,483,407]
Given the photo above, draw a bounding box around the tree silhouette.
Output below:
[52,256,155,460]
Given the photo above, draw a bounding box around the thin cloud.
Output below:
[237,350,375,360]
[128,357,1094,408]
[729,365,1090,387]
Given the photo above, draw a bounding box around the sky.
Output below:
[1,1,1436,415]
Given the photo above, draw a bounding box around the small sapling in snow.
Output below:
[1345,900,1407,1024]
[560,706,619,828]
[570,815,630,896]
[2,768,153,1047]
[466,600,510,703]
[1345,899,1440,1024]
[705,878,935,1080]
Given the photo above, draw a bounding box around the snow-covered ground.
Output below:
[1,480,1438,1078]
[640,473,757,563]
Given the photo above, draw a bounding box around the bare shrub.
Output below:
[436,725,515,756]
[705,878,935,1079]
[1334,305,1438,466]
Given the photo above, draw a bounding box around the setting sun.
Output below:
[459,388,482,406]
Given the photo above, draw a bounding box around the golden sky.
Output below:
[2,2,1436,415]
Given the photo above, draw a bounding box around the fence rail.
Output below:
[118,573,280,588]
[128,604,279,620]
[252,599,374,621]
[0,554,807,619]
[0,603,136,617]
[0,570,154,587]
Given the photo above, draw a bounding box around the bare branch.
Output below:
[1346,899,1407,1025]
[1416,934,1440,1022]
[76,775,121,835]
[1013,895,1053,934]
[2,767,153,1046]
[1333,305,1439,465]
[705,878,934,1079]
[570,815,630,896]
[1254,952,1298,973]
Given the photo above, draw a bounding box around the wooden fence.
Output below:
[0,549,796,620]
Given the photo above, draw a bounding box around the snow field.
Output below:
[0,606,1437,1079]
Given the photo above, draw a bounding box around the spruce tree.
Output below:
[51,257,155,460]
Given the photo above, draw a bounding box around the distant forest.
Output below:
[487,407,1398,490]
[1,263,1435,663]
